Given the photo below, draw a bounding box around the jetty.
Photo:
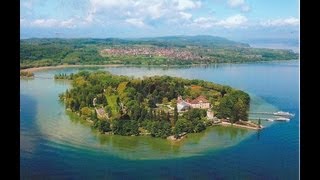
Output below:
[249,111,294,117]
[249,111,294,122]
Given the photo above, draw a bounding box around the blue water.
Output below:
[20,60,299,179]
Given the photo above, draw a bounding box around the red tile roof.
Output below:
[177,95,209,105]
[189,96,209,104]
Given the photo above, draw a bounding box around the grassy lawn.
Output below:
[106,95,119,115]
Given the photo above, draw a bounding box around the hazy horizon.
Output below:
[20,34,299,52]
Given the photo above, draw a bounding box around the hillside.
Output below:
[20,36,298,69]
[130,35,250,48]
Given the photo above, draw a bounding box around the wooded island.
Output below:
[58,71,252,139]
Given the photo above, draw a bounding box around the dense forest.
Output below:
[20,36,298,69]
[58,71,250,138]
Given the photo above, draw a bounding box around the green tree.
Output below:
[183,108,206,121]
[116,97,120,106]
[91,109,98,121]
[171,99,177,107]
[162,97,169,104]
[173,103,178,124]
[233,99,247,122]
[131,105,141,121]
[166,112,170,122]
[174,118,193,135]
[146,108,153,120]
[194,120,206,133]
[112,119,139,136]
[80,107,92,119]
[105,86,113,96]
[105,106,112,117]
[98,120,111,133]
[96,94,107,106]
[217,95,233,119]
[149,121,171,138]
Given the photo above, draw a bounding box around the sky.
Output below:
[20,0,299,40]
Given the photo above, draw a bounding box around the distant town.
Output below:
[20,36,298,69]
[101,47,207,61]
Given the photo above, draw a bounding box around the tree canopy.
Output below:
[59,71,250,138]
[21,38,298,69]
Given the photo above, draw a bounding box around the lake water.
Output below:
[20,60,299,179]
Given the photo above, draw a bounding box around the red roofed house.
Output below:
[188,95,210,109]
[177,95,211,112]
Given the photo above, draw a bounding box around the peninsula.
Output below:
[58,71,260,140]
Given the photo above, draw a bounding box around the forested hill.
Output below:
[20,36,298,69]
[129,35,250,48]
[21,35,249,48]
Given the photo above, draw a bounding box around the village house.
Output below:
[176,95,211,112]
[186,95,210,109]
[177,96,190,112]
[177,101,190,112]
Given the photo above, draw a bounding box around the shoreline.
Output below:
[20,64,126,73]
[64,110,263,142]
[20,63,220,73]
[219,121,262,130]
[23,64,263,136]
[20,59,299,73]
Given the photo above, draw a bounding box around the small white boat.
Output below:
[273,111,294,117]
[274,117,290,121]
[267,118,274,122]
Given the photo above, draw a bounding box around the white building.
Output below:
[176,95,211,112]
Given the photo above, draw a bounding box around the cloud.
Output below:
[21,1,32,9]
[21,1,33,9]
[21,0,202,30]
[193,17,215,28]
[20,18,29,29]
[146,3,165,19]
[27,18,77,28]
[228,0,244,7]
[192,14,247,28]
[227,0,250,12]
[175,0,201,10]
[125,18,146,27]
[60,19,77,28]
[86,0,201,26]
[179,12,193,20]
[216,14,248,28]
[90,0,129,9]
[261,17,299,27]
[85,13,94,24]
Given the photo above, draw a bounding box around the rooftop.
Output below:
[189,95,209,104]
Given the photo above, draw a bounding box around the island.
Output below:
[20,36,298,69]
[58,71,261,140]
